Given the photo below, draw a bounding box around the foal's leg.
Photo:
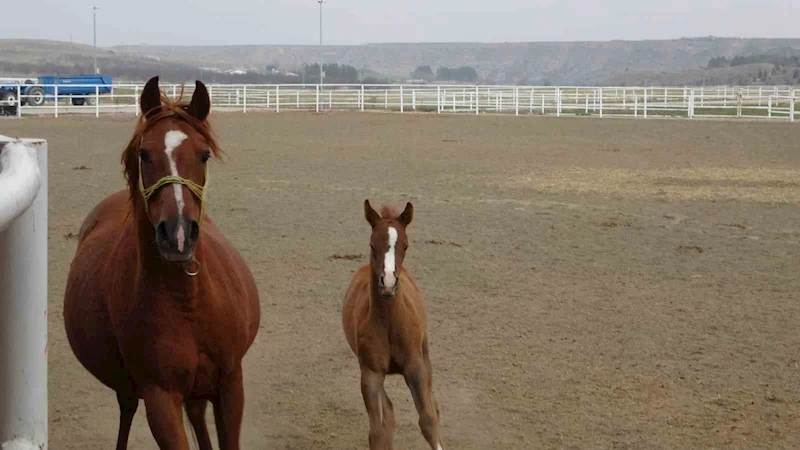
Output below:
[142,386,191,450]
[213,367,245,450]
[115,393,139,450]
[185,399,214,450]
[379,388,397,450]
[404,353,444,450]
[361,367,393,450]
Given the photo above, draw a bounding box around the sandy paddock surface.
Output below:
[3,111,800,449]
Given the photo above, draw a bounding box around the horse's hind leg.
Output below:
[185,399,214,450]
[115,393,139,450]
[404,355,444,450]
[361,367,393,450]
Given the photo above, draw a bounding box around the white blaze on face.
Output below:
[164,130,188,252]
[383,227,398,289]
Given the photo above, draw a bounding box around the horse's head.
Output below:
[123,76,220,264]
[364,199,413,298]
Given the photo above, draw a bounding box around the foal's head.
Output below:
[364,200,414,298]
[122,76,221,263]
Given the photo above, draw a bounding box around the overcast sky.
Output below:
[3,0,797,47]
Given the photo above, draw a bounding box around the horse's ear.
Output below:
[187,80,211,121]
[364,199,380,228]
[398,202,414,227]
[141,76,162,118]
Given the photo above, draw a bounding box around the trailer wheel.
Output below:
[86,96,97,106]
[71,98,86,106]
[1,91,17,105]
[26,87,46,106]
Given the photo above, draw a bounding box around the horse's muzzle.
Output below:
[156,218,199,263]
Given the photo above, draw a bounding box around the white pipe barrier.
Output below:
[0,136,48,450]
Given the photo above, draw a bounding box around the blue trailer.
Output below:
[0,75,113,108]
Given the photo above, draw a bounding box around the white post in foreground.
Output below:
[0,137,48,450]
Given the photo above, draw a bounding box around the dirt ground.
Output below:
[3,111,800,449]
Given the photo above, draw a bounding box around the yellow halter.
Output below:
[138,156,209,225]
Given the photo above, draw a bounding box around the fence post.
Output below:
[412,90,416,110]
[134,85,139,116]
[276,86,280,113]
[172,85,177,99]
[54,86,58,119]
[296,90,300,108]
[515,87,519,116]
[243,86,247,113]
[475,86,479,115]
[643,88,647,119]
[16,85,22,118]
[400,85,404,113]
[768,96,772,118]
[0,137,48,450]
[791,90,795,122]
[95,86,100,118]
[316,85,320,113]
[361,85,365,112]
[556,87,561,117]
[384,90,388,110]
[634,94,638,118]
[529,88,534,114]
[737,92,742,118]
[437,86,441,114]
[328,91,332,110]
[689,89,695,118]
[599,88,603,118]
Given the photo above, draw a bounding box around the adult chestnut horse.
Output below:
[342,200,445,450]
[63,77,260,450]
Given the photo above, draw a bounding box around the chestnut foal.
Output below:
[342,200,444,450]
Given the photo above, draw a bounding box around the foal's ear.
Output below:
[187,80,211,121]
[364,199,380,228]
[398,202,414,227]
[141,76,162,118]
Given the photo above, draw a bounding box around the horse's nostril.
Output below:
[156,221,169,241]
[379,275,385,285]
[190,220,199,241]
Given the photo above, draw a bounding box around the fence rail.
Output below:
[3,83,798,122]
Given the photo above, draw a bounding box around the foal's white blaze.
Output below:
[164,130,188,251]
[383,227,398,289]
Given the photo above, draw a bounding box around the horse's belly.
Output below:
[63,236,134,394]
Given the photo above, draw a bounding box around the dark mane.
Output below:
[120,89,223,198]
[379,206,400,220]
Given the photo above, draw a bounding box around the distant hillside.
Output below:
[115,37,800,85]
[4,37,800,85]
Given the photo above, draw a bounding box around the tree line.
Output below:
[409,65,479,82]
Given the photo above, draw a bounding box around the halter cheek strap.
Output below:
[138,156,209,226]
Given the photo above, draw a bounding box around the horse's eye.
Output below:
[200,151,211,164]
[139,149,150,163]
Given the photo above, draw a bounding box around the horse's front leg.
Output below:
[213,366,245,450]
[141,385,191,450]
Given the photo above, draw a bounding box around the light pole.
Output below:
[93,6,99,75]
[318,0,325,85]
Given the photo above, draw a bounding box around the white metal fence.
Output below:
[0,136,48,450]
[3,83,798,121]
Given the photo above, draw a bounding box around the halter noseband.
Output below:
[137,154,210,276]
[137,156,209,226]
